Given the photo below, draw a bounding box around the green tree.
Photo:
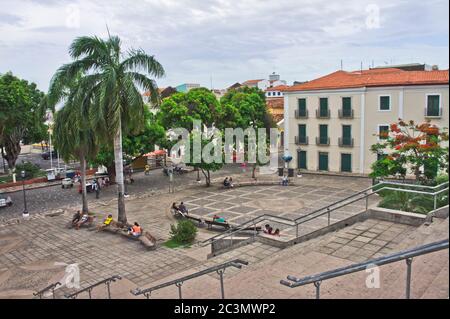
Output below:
[49,71,98,213]
[0,72,46,171]
[220,87,275,178]
[51,35,165,223]
[370,119,449,183]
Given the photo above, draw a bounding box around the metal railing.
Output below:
[338,137,354,147]
[295,136,309,145]
[200,181,448,248]
[338,109,354,119]
[33,282,61,299]
[131,259,248,299]
[64,275,122,299]
[316,109,331,119]
[295,109,309,119]
[315,137,330,146]
[280,239,449,299]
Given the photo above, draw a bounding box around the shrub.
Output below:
[15,161,42,178]
[169,220,197,244]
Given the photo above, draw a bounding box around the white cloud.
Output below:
[0,0,448,92]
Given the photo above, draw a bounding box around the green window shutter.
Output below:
[298,99,307,116]
[298,124,307,144]
[427,95,440,116]
[342,97,351,116]
[320,98,328,117]
[319,152,329,171]
[319,125,328,144]
[341,154,352,172]
[380,96,390,110]
[342,125,351,145]
[298,151,307,169]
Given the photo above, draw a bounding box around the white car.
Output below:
[0,195,13,208]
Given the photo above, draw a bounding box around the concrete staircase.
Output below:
[121,217,448,299]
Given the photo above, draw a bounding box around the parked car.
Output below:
[0,195,13,208]
[41,151,58,160]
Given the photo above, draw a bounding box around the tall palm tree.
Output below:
[52,35,164,223]
[49,73,98,214]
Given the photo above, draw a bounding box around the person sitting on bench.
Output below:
[179,202,188,215]
[281,175,289,186]
[96,214,114,231]
[71,211,82,226]
[128,222,142,237]
[229,177,234,188]
[273,228,280,236]
[223,177,230,188]
[75,212,89,230]
[213,215,226,223]
[263,224,273,234]
[171,202,182,216]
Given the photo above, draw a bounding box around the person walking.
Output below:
[93,179,100,199]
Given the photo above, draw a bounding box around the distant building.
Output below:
[371,63,437,72]
[242,72,287,91]
[175,83,201,93]
[211,88,227,99]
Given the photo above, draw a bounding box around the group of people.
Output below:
[263,224,280,236]
[70,211,142,237]
[223,177,234,188]
[171,202,189,216]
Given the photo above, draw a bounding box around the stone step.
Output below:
[420,258,449,299]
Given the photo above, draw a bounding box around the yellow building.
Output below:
[283,67,449,175]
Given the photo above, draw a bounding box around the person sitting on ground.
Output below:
[96,214,114,231]
[128,222,142,237]
[213,215,226,223]
[75,212,89,230]
[71,210,82,226]
[263,224,273,235]
[179,202,188,215]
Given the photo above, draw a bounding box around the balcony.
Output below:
[316,109,330,119]
[295,136,309,145]
[338,109,354,119]
[295,109,309,119]
[316,136,330,146]
[339,137,354,147]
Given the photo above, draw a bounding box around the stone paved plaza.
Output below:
[0,171,414,299]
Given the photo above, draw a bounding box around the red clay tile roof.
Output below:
[242,79,264,85]
[266,85,289,91]
[284,68,449,92]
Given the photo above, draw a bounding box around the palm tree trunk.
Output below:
[79,153,88,214]
[114,121,127,224]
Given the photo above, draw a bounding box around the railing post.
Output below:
[106,281,111,299]
[433,194,437,210]
[406,258,413,299]
[296,224,299,238]
[217,269,225,299]
[145,292,151,299]
[176,282,183,299]
[314,281,321,299]
[327,210,330,226]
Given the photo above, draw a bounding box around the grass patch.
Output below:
[163,238,191,249]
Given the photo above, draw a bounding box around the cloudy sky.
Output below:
[0,0,448,92]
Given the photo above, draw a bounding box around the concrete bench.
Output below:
[102,224,156,250]
[220,180,295,189]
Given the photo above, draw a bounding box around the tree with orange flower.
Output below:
[370,119,449,183]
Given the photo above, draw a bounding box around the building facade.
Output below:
[283,68,449,175]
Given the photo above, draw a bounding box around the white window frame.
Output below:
[378,95,392,112]
[425,93,442,118]
[377,124,390,142]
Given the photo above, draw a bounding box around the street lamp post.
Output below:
[21,170,29,217]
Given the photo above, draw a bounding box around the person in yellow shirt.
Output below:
[96,214,114,231]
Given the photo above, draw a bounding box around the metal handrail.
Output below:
[131,259,248,299]
[64,275,122,299]
[280,239,449,299]
[33,282,61,299]
[201,181,448,247]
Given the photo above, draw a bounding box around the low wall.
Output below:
[368,207,426,226]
